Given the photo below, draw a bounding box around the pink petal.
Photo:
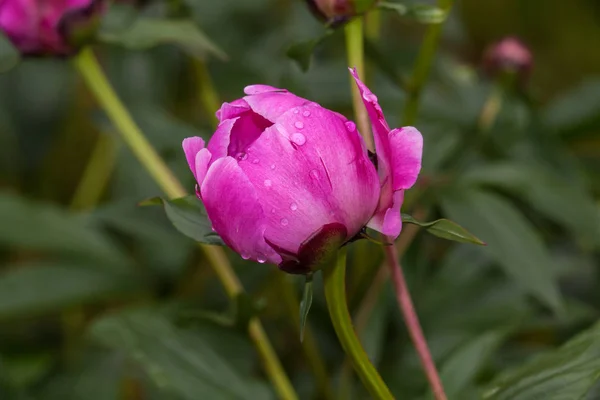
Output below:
[367,190,404,239]
[194,148,212,188]
[182,137,205,181]
[244,91,309,123]
[236,103,380,253]
[207,113,271,162]
[215,98,250,122]
[389,127,423,190]
[244,84,287,95]
[200,157,281,264]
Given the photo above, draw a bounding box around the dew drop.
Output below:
[294,121,304,129]
[257,254,266,264]
[302,110,311,117]
[345,121,356,132]
[252,158,260,164]
[280,218,289,226]
[241,253,250,260]
[362,92,378,103]
[309,169,319,180]
[291,132,306,145]
[293,109,299,114]
[270,164,276,170]
[264,179,272,187]
[236,152,248,161]
[290,203,298,211]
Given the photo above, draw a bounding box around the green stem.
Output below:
[194,60,221,128]
[402,0,455,125]
[323,247,394,400]
[275,273,335,400]
[345,17,374,151]
[73,47,298,400]
[70,133,117,211]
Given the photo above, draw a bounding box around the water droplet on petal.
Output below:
[294,121,304,129]
[309,169,319,180]
[280,218,289,226]
[363,92,378,103]
[345,121,356,132]
[252,158,259,164]
[257,254,266,263]
[270,164,276,170]
[264,179,272,187]
[236,152,248,161]
[293,109,299,114]
[303,110,311,117]
[241,253,250,260]
[290,203,298,211]
[291,133,306,145]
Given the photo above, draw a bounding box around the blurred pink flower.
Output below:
[183,69,422,274]
[483,36,533,78]
[0,0,105,56]
[305,0,378,24]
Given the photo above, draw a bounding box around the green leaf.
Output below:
[90,310,264,399]
[433,331,506,399]
[286,30,333,72]
[99,18,227,61]
[0,193,129,266]
[0,33,19,73]
[441,189,564,315]
[401,214,486,245]
[140,195,224,246]
[299,275,314,342]
[0,263,142,319]
[461,162,600,249]
[484,321,600,400]
[379,2,448,24]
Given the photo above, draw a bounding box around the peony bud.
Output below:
[182,70,422,274]
[306,0,379,24]
[483,37,532,81]
[0,0,105,56]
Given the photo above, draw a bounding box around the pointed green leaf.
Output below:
[484,321,600,400]
[0,33,19,73]
[299,275,314,342]
[441,189,564,315]
[0,193,129,266]
[99,18,227,61]
[140,196,224,246]
[0,262,142,320]
[90,310,261,399]
[286,30,333,72]
[379,2,447,24]
[402,214,486,245]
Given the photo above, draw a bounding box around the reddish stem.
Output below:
[384,243,448,400]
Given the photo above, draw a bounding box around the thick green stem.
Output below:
[73,47,298,400]
[345,17,373,151]
[70,133,117,211]
[194,60,221,127]
[402,0,455,125]
[323,247,394,400]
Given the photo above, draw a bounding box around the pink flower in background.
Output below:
[183,70,422,274]
[483,36,532,79]
[0,0,105,56]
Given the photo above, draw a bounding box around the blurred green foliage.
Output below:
[1,0,600,399]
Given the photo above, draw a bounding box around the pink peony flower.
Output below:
[483,36,532,78]
[183,69,422,274]
[0,0,105,56]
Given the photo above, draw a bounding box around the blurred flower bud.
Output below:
[483,37,533,81]
[0,0,106,57]
[306,0,379,25]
